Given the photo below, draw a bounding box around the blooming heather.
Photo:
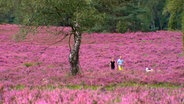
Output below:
[0,24,184,103]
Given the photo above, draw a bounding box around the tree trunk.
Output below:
[69,22,81,76]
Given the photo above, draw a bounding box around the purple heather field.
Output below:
[0,24,184,104]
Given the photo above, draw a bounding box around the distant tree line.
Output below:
[0,0,183,33]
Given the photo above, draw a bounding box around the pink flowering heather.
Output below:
[0,24,184,103]
[2,87,184,104]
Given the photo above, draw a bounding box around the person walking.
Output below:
[117,56,124,70]
[110,57,116,70]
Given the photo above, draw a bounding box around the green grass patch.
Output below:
[36,84,57,91]
[88,85,98,90]
[46,84,57,90]
[24,62,33,67]
[10,81,182,91]
[15,84,25,90]
[23,62,42,67]
[120,81,182,89]
[118,81,141,88]
[67,85,83,90]
[105,84,117,91]
[64,84,99,90]
[82,85,100,90]
[146,82,181,89]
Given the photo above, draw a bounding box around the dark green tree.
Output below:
[164,0,184,50]
[163,0,184,30]
[91,0,146,33]
[139,0,167,31]
[0,1,14,23]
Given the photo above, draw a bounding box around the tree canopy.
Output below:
[0,0,184,33]
[163,0,184,30]
[0,0,103,31]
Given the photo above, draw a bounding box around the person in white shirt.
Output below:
[117,56,124,70]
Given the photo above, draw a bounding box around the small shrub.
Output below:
[15,84,25,90]
[24,62,33,67]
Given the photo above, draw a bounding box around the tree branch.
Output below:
[40,33,69,54]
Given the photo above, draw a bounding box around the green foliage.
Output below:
[164,0,184,30]
[182,12,184,33]
[141,0,167,31]
[15,84,25,90]
[116,21,128,33]
[182,13,184,34]
[0,0,104,33]
[105,84,116,91]
[182,13,184,51]
[91,0,147,33]
[0,11,14,23]
[46,84,57,90]
[0,0,15,23]
[1,0,178,33]
[67,85,82,90]
[83,85,98,90]
[168,13,181,30]
[24,62,33,67]
[74,6,105,32]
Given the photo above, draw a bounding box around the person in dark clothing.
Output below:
[110,57,115,70]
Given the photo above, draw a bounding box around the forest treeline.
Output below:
[0,0,183,33]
